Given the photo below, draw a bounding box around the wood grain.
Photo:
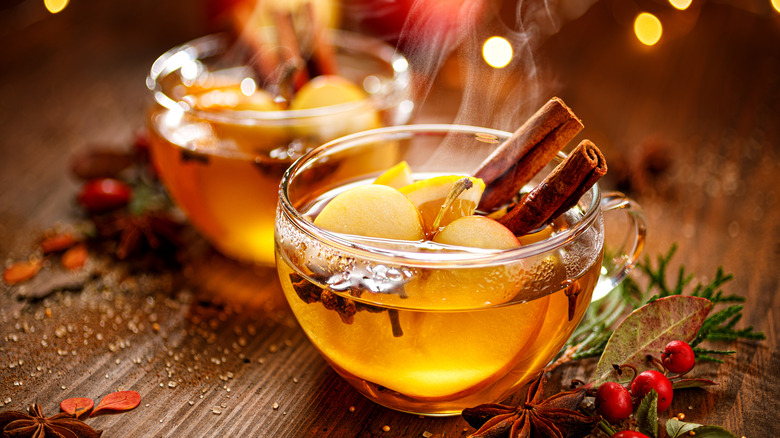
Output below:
[1,1,778,437]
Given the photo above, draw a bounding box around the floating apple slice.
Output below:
[313,184,424,241]
[399,175,485,234]
[433,215,520,250]
[373,161,413,189]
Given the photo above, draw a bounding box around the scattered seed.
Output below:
[273,403,279,410]
[382,425,391,432]
[422,432,433,438]
[348,406,355,413]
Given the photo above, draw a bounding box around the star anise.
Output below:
[0,404,103,438]
[462,373,600,438]
[93,211,181,260]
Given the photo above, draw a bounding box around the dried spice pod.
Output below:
[40,232,79,254]
[3,259,44,285]
[70,148,134,181]
[0,403,103,438]
[61,244,88,270]
[462,373,599,438]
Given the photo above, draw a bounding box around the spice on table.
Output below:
[0,403,103,438]
[461,373,599,438]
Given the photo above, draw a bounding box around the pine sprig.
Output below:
[558,244,764,364]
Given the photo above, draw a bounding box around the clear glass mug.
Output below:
[274,124,646,415]
[146,31,413,265]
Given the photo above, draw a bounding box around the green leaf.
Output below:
[689,425,738,437]
[666,418,702,438]
[592,295,713,384]
[671,378,717,389]
[635,390,659,438]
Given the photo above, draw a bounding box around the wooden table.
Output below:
[2,1,778,436]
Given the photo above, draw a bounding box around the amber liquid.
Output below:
[276,181,602,415]
[147,100,394,265]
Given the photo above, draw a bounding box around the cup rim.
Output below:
[146,30,411,123]
[278,124,602,267]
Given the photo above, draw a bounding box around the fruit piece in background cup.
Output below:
[193,85,289,155]
[289,75,381,141]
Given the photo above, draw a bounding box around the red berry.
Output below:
[596,382,633,424]
[612,431,650,438]
[661,340,695,374]
[631,370,673,412]
[77,178,132,212]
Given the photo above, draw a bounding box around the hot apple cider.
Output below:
[275,108,646,415]
[276,171,602,414]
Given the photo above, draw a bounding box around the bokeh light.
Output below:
[669,0,693,10]
[482,36,513,68]
[44,0,69,13]
[634,12,663,46]
[772,0,780,14]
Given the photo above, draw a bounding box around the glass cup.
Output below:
[146,31,412,265]
[275,124,646,416]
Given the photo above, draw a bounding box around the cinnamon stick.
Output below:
[474,97,583,211]
[303,2,339,77]
[273,10,310,96]
[497,139,607,235]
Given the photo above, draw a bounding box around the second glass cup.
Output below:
[275,124,646,416]
[146,30,412,265]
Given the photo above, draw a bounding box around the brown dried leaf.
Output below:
[3,259,43,285]
[60,397,94,419]
[40,233,79,254]
[90,391,141,417]
[62,244,88,270]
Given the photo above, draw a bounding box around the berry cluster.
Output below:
[595,340,696,438]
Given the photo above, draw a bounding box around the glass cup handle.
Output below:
[593,191,648,301]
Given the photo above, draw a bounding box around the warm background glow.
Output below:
[669,0,693,10]
[482,36,513,68]
[772,0,780,14]
[44,0,69,13]
[634,12,663,46]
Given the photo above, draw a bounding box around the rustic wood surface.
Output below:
[1,1,778,437]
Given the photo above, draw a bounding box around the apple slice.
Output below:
[399,175,485,234]
[289,75,381,141]
[433,215,521,250]
[400,216,523,309]
[313,184,425,241]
